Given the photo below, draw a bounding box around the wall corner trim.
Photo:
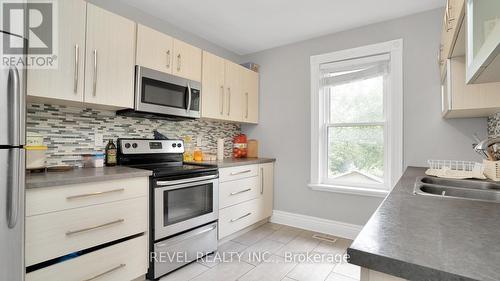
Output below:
[270,210,363,240]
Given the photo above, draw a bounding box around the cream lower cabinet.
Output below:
[201,51,259,123]
[25,177,149,281]
[218,163,274,239]
[27,0,86,104]
[84,4,136,109]
[442,56,500,118]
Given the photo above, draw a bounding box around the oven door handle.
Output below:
[156,175,218,187]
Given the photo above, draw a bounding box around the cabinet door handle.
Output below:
[230,188,252,196]
[230,212,252,222]
[74,44,79,94]
[166,50,171,68]
[66,188,125,200]
[82,264,126,281]
[177,54,181,71]
[245,92,249,119]
[261,167,264,194]
[92,49,98,97]
[227,88,231,116]
[230,169,251,176]
[66,219,125,236]
[220,86,224,115]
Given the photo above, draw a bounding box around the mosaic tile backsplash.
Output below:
[27,103,241,166]
[488,112,500,136]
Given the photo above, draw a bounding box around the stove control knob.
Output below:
[172,143,176,148]
[177,143,182,148]
[125,143,131,149]
[132,143,138,149]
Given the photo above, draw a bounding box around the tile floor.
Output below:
[159,223,360,281]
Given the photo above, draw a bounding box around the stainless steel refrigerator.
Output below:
[1,30,27,281]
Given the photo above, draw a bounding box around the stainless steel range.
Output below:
[117,139,218,280]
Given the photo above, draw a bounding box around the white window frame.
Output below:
[309,39,403,198]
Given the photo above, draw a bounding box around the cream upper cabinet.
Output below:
[241,68,259,124]
[201,51,226,119]
[172,39,202,82]
[439,0,465,79]
[84,4,136,109]
[27,0,86,104]
[201,52,260,123]
[259,163,274,219]
[224,62,244,122]
[136,24,173,74]
[442,56,500,118]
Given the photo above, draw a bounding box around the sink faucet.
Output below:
[473,136,500,160]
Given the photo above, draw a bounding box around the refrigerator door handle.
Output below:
[7,149,24,229]
[8,67,22,146]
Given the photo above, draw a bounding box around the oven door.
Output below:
[154,177,218,240]
[135,66,201,118]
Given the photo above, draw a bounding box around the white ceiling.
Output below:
[116,0,445,55]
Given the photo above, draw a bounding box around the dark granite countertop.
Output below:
[185,157,275,168]
[26,166,152,189]
[348,167,500,281]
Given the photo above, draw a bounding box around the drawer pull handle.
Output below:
[156,225,217,248]
[230,212,252,222]
[230,170,252,176]
[82,263,126,281]
[66,219,125,236]
[230,188,252,196]
[66,188,125,200]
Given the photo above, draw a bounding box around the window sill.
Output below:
[308,183,389,198]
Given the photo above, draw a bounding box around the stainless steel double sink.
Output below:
[414,176,500,203]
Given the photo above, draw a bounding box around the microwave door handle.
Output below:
[187,82,192,114]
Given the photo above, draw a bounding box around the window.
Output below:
[309,40,403,197]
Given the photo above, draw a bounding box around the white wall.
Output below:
[86,0,241,62]
[241,8,487,226]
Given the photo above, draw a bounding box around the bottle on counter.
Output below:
[105,139,117,166]
[183,136,194,162]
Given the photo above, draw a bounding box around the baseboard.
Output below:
[270,210,363,240]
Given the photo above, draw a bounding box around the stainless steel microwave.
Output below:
[119,66,201,119]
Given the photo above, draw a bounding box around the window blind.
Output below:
[320,53,390,88]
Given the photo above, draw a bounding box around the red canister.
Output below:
[233,134,248,158]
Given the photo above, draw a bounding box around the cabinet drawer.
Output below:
[219,165,258,182]
[219,176,260,209]
[218,198,263,239]
[26,197,148,266]
[26,177,148,216]
[26,235,148,281]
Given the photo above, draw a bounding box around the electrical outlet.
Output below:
[196,136,202,147]
[95,133,103,147]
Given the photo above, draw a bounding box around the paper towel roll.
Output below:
[217,139,225,161]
